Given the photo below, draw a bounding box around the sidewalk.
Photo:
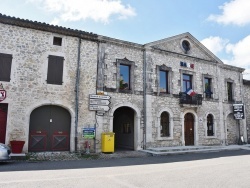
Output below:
[142,144,250,156]
[10,144,250,161]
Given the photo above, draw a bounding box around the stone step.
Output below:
[147,146,219,152]
[10,153,26,160]
[142,145,245,156]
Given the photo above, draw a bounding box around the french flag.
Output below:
[186,88,196,96]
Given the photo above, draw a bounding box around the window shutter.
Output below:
[0,53,12,82]
[47,55,64,85]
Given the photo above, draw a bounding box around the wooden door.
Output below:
[29,105,71,152]
[184,113,194,146]
[113,107,134,150]
[0,104,8,144]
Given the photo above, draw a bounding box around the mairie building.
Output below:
[0,13,249,153]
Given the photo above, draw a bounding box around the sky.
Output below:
[0,0,250,78]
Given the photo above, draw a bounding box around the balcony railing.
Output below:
[179,92,202,105]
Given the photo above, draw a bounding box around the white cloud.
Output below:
[201,35,250,79]
[225,35,250,68]
[208,0,250,26]
[201,36,229,55]
[26,0,136,24]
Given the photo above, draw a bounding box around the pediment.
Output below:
[145,32,223,64]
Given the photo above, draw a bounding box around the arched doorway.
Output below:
[113,107,135,150]
[184,113,194,146]
[226,113,238,145]
[28,105,71,152]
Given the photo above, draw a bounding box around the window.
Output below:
[116,58,135,92]
[47,55,64,85]
[182,40,191,53]
[204,77,212,98]
[160,112,170,137]
[160,71,168,93]
[0,53,12,82]
[53,37,62,46]
[157,64,172,94]
[207,114,214,136]
[227,82,233,101]
[182,74,192,92]
[120,64,130,90]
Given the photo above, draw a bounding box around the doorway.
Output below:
[113,107,135,150]
[0,103,8,144]
[28,105,71,152]
[184,113,194,146]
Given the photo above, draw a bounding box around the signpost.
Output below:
[89,105,110,111]
[89,94,111,115]
[89,99,110,105]
[89,94,111,100]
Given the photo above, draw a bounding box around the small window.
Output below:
[207,114,214,136]
[0,53,12,82]
[182,74,192,92]
[53,37,62,46]
[47,55,64,85]
[227,82,233,101]
[119,64,130,90]
[204,77,212,98]
[160,112,170,137]
[182,40,190,53]
[160,70,168,93]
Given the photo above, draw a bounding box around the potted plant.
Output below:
[9,128,25,154]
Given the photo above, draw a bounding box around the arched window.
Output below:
[160,112,170,137]
[207,114,214,136]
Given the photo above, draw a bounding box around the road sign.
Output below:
[82,128,95,139]
[233,103,244,119]
[89,94,111,100]
[89,99,110,105]
[89,105,110,111]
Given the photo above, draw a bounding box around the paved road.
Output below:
[1,150,250,187]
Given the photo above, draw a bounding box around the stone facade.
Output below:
[243,80,250,143]
[0,14,248,153]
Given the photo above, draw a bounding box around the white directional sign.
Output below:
[89,94,111,100]
[89,94,111,112]
[89,99,110,105]
[89,105,110,111]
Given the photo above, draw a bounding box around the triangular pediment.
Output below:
[145,32,223,64]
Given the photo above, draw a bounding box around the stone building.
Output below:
[0,14,248,153]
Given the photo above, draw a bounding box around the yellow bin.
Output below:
[101,132,115,153]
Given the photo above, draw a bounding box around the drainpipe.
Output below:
[75,37,81,152]
[143,48,147,150]
[94,41,102,153]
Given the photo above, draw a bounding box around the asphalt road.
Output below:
[1,150,250,187]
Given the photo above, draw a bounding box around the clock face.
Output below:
[182,40,190,52]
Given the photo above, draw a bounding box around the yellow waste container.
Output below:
[101,132,115,153]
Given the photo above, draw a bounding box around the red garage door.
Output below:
[0,103,8,144]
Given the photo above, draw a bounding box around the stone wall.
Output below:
[243,82,250,143]
[0,23,98,152]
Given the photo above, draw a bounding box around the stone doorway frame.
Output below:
[180,110,198,146]
[109,103,141,150]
